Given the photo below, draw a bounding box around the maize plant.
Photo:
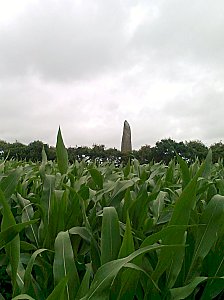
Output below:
[0,128,224,299]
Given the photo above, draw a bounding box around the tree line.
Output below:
[1,138,224,164]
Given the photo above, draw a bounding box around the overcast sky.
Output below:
[1,0,224,149]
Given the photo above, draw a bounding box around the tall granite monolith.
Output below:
[121,120,132,154]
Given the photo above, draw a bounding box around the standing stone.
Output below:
[121,120,132,154]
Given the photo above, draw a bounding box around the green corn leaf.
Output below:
[116,262,159,300]
[12,295,36,300]
[115,214,137,300]
[0,161,4,173]
[176,154,190,189]
[23,249,48,294]
[46,277,68,300]
[17,194,39,247]
[39,146,48,178]
[166,231,187,288]
[151,191,166,222]
[0,220,38,250]
[101,207,121,265]
[42,145,47,164]
[187,194,224,281]
[76,264,92,299]
[80,244,183,300]
[56,127,68,175]
[129,183,149,229]
[20,241,37,251]
[216,179,224,196]
[170,276,207,300]
[202,149,212,179]
[201,278,224,300]
[39,175,56,248]
[152,151,211,285]
[200,237,224,299]
[0,187,20,295]
[140,225,191,248]
[53,231,80,299]
[0,166,22,199]
[51,190,66,237]
[91,237,101,274]
[69,227,92,243]
[109,180,135,206]
[165,159,175,183]
[40,175,55,226]
[123,159,131,178]
[118,213,134,259]
[89,168,103,189]
[114,269,139,300]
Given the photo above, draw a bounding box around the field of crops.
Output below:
[1,129,224,299]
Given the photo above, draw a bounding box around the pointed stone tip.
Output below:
[121,120,132,153]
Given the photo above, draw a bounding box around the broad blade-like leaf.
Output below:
[116,214,138,300]
[40,175,55,226]
[76,264,92,299]
[152,151,211,284]
[170,277,207,300]
[69,227,91,243]
[118,214,134,259]
[89,168,103,189]
[0,187,20,295]
[101,207,121,265]
[177,154,190,189]
[187,194,224,281]
[17,194,39,247]
[23,249,48,294]
[151,191,166,222]
[53,231,80,299]
[0,167,22,199]
[56,127,68,175]
[12,295,36,300]
[0,220,38,250]
[46,277,68,300]
[81,244,183,300]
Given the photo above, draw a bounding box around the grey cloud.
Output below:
[0,0,130,81]
[162,83,224,144]
[132,0,224,74]
[1,0,224,150]
[0,76,126,148]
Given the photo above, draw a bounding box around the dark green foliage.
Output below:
[0,135,220,164]
[0,260,12,299]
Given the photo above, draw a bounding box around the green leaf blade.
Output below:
[53,231,80,299]
[56,127,68,175]
[101,207,121,265]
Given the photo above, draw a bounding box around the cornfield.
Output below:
[0,128,224,299]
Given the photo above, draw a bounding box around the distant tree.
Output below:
[7,142,27,160]
[26,141,44,161]
[105,147,121,164]
[68,146,91,162]
[185,140,208,161]
[210,142,224,162]
[0,140,8,158]
[45,145,56,161]
[25,141,56,161]
[91,144,106,162]
[135,145,153,164]
[152,139,176,163]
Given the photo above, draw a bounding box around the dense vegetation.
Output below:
[0,129,224,299]
[1,136,224,163]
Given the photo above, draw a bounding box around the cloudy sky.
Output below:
[1,0,224,149]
